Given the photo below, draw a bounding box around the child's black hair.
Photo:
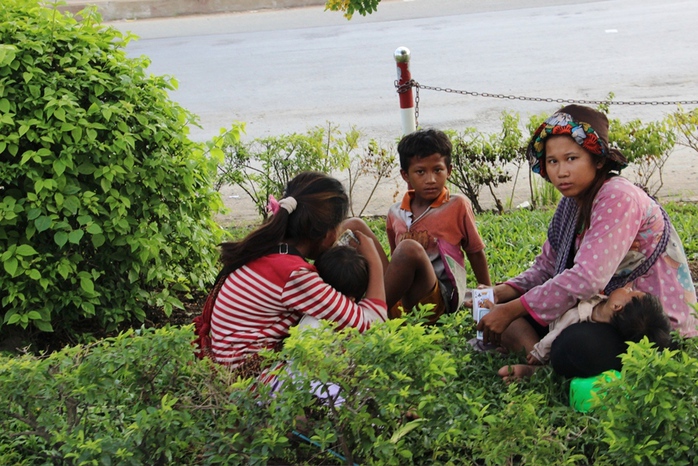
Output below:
[397,128,452,172]
[315,245,369,302]
[219,172,348,272]
[610,293,674,349]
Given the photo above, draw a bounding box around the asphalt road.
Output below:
[112,0,698,139]
[108,0,698,213]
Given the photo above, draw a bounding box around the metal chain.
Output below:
[395,78,420,126]
[395,79,698,113]
[414,85,420,127]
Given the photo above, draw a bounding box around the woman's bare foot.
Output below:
[497,364,539,383]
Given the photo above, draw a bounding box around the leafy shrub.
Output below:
[447,111,526,214]
[673,106,698,156]
[608,116,676,196]
[325,0,381,19]
[0,0,223,337]
[215,123,398,218]
[664,201,698,258]
[595,339,698,465]
[345,138,399,217]
[472,207,552,284]
[0,325,286,465]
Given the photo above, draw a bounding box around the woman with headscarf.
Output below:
[477,105,697,378]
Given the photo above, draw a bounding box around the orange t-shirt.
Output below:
[386,187,485,286]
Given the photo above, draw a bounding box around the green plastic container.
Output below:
[569,370,621,413]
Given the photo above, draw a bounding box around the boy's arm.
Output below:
[466,250,491,287]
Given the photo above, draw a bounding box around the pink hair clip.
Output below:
[266,194,280,215]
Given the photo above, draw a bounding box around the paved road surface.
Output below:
[108,0,698,216]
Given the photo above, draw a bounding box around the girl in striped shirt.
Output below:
[204,172,387,373]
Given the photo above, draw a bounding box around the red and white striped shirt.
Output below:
[210,253,387,367]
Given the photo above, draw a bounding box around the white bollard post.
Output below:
[394,46,416,135]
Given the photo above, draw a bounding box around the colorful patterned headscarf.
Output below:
[526,104,628,178]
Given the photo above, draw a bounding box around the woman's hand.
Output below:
[465,283,521,309]
[476,298,526,346]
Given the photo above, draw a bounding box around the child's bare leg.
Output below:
[342,218,389,272]
[501,317,540,355]
[384,239,436,310]
[497,364,540,382]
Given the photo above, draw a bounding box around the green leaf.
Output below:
[54,231,69,247]
[27,311,41,320]
[86,223,103,234]
[80,277,94,293]
[16,244,38,256]
[34,320,54,332]
[91,234,105,248]
[34,215,52,232]
[57,261,72,279]
[68,229,84,244]
[27,208,42,220]
[77,162,96,174]
[63,195,80,214]
[53,159,67,176]
[71,126,83,143]
[4,257,18,276]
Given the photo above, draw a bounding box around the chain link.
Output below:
[395,80,698,122]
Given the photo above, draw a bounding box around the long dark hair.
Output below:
[576,154,616,234]
[219,172,349,272]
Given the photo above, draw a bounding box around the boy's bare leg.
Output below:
[341,219,435,312]
[342,218,389,273]
[384,239,436,310]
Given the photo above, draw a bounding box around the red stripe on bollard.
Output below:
[395,46,416,135]
[396,61,413,109]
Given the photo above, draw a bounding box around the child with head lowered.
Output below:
[315,245,369,303]
[297,244,370,330]
[349,128,492,323]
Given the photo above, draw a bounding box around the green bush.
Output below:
[0,326,267,465]
[447,111,526,214]
[0,0,223,336]
[595,339,698,465]
[215,123,397,219]
[608,116,676,196]
[1,275,697,463]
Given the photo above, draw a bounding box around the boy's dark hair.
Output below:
[610,294,674,349]
[397,128,452,172]
[315,246,369,301]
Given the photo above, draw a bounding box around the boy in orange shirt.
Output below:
[347,129,491,322]
[385,128,491,321]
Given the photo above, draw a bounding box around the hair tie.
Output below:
[278,196,297,214]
